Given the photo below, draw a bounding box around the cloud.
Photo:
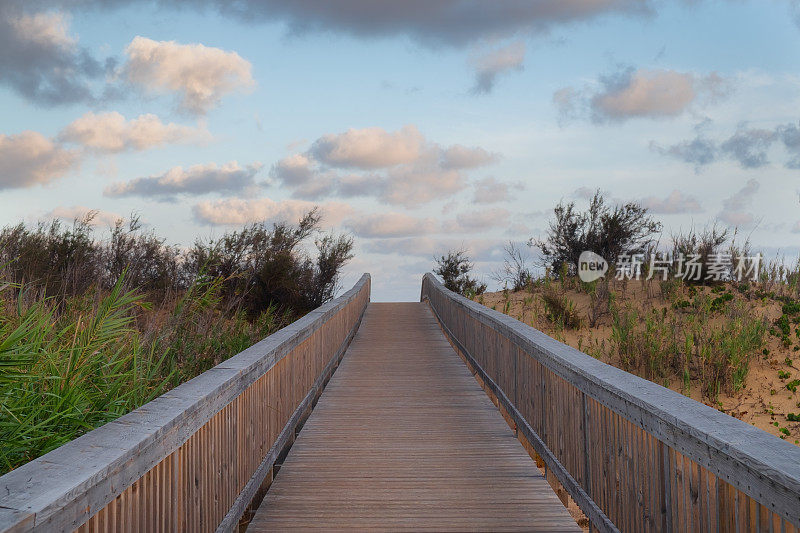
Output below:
[792,220,800,234]
[472,177,519,204]
[0,0,682,55]
[119,0,650,47]
[343,208,511,239]
[363,236,501,260]
[32,0,655,48]
[290,177,337,200]
[571,186,596,199]
[380,163,466,207]
[507,222,533,236]
[553,87,583,122]
[269,154,342,200]
[192,197,353,226]
[345,212,437,238]
[592,68,701,122]
[0,131,78,190]
[441,145,498,169]
[650,136,717,169]
[44,205,122,227]
[58,111,208,152]
[309,125,423,169]
[0,6,108,105]
[123,36,254,114]
[32,0,653,47]
[270,153,316,185]
[470,40,525,94]
[719,126,777,169]
[638,190,702,214]
[718,179,759,228]
[556,67,728,123]
[335,173,383,197]
[653,120,800,169]
[792,1,800,29]
[443,208,511,232]
[778,121,800,168]
[105,161,262,200]
[273,125,496,207]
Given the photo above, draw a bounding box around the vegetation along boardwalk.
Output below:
[248,302,579,531]
[2,273,800,532]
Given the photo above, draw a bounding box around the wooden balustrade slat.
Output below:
[421,272,800,532]
[0,275,370,533]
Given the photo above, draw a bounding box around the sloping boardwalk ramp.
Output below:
[249,303,579,532]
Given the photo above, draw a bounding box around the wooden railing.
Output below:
[422,273,800,533]
[0,274,370,533]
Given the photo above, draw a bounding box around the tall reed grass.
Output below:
[0,273,287,474]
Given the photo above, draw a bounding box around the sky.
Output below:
[1,0,799,301]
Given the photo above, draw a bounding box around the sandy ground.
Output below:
[476,279,800,445]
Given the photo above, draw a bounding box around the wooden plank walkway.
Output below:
[248,302,580,532]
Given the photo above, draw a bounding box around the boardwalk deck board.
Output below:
[248,302,579,532]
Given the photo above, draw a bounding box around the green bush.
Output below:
[0,209,353,318]
[434,249,486,296]
[531,190,661,277]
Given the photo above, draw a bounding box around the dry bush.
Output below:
[586,279,610,328]
[670,224,729,284]
[491,242,533,291]
[541,286,582,329]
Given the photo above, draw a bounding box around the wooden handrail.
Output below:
[421,272,800,532]
[0,274,370,533]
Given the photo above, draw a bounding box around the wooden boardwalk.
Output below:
[248,302,579,532]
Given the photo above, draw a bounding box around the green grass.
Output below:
[0,274,286,474]
[541,287,582,329]
[609,296,765,400]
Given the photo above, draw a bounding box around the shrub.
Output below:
[0,216,103,298]
[672,226,735,284]
[660,277,682,301]
[0,212,185,301]
[710,292,734,312]
[0,209,353,318]
[783,300,800,315]
[531,190,661,276]
[586,279,611,328]
[491,242,533,291]
[434,249,487,296]
[105,216,183,296]
[180,209,353,316]
[777,315,792,337]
